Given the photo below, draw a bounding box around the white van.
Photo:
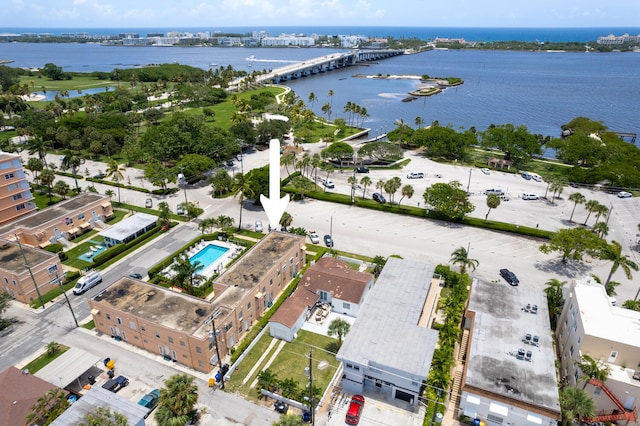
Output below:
[484,188,505,196]
[73,270,103,295]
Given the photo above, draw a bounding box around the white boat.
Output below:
[209,63,217,66]
[246,55,256,61]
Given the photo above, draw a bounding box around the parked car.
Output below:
[372,192,386,204]
[102,375,129,393]
[521,171,532,180]
[354,166,370,173]
[531,173,543,182]
[499,268,519,286]
[480,168,490,175]
[617,191,632,198]
[255,220,263,232]
[92,173,106,179]
[129,273,143,279]
[145,198,153,208]
[522,193,539,200]
[323,234,334,247]
[274,400,288,414]
[73,270,103,295]
[322,178,335,189]
[407,172,425,179]
[138,389,160,417]
[176,205,185,215]
[345,395,365,425]
[226,159,234,167]
[308,230,320,244]
[484,188,504,196]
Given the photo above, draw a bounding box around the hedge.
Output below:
[91,225,163,265]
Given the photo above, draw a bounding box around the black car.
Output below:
[323,234,334,247]
[92,173,106,179]
[499,268,519,286]
[129,273,143,279]
[102,375,129,393]
[372,192,386,204]
[274,401,288,414]
[354,166,370,173]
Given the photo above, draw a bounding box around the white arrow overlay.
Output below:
[260,139,289,230]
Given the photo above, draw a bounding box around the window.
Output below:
[238,310,243,319]
[116,317,122,325]
[180,340,185,347]
[238,325,243,333]
[569,345,574,356]
[608,351,618,363]
[155,332,160,338]
[78,213,85,220]
[7,183,18,191]
[129,322,136,330]
[3,278,7,284]
[4,172,14,180]
[198,360,204,367]
[247,302,251,309]
[269,279,272,286]
[47,265,58,274]
[196,346,202,353]
[594,387,602,396]
[343,302,351,309]
[290,257,293,264]
[16,203,26,211]
[225,323,233,332]
[11,194,22,201]
[106,313,111,320]
[168,337,174,343]
[140,325,146,332]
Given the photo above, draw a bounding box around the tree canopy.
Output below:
[423,181,475,220]
[479,123,542,162]
[539,227,602,263]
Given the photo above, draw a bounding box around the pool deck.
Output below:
[185,240,240,280]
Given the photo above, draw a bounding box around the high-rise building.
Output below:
[0,152,36,226]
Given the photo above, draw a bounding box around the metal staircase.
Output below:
[582,378,637,423]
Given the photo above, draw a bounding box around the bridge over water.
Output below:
[236,49,404,86]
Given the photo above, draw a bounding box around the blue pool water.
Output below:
[78,241,106,263]
[189,244,229,270]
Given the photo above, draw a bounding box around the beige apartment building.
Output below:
[89,232,305,373]
[0,152,36,226]
[0,238,65,304]
[556,280,639,424]
[0,192,113,248]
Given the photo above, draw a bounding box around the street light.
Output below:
[207,311,225,390]
[178,166,189,219]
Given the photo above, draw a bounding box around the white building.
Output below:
[556,280,639,424]
[460,280,561,425]
[99,212,157,247]
[336,257,439,406]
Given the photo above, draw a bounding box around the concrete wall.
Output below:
[1,252,63,304]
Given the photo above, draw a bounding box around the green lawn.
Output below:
[226,330,340,402]
[19,75,117,93]
[23,345,69,374]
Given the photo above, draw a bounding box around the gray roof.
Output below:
[50,386,147,426]
[465,280,560,414]
[35,347,100,388]
[337,257,438,378]
[99,212,157,241]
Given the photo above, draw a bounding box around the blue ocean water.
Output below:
[1,39,638,143]
[4,26,640,42]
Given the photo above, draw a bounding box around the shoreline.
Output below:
[353,74,464,98]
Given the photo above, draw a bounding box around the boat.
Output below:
[246,55,256,61]
[209,63,218,67]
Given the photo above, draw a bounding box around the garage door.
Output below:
[395,389,414,403]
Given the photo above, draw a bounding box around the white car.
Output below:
[407,172,425,179]
[617,191,632,198]
[322,179,334,189]
[481,168,490,175]
[522,193,539,200]
[308,230,320,244]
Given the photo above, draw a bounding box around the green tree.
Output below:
[0,291,11,329]
[279,212,293,230]
[105,159,126,203]
[257,368,278,393]
[155,374,199,426]
[42,63,66,80]
[232,171,255,231]
[209,168,233,196]
[278,377,300,400]
[479,123,541,162]
[79,407,129,426]
[321,141,354,162]
[591,221,609,239]
[372,255,386,277]
[398,184,414,206]
[576,354,610,389]
[61,154,82,191]
[383,176,402,203]
[567,192,586,222]
[214,215,234,230]
[25,157,45,183]
[46,341,60,356]
[360,175,372,198]
[539,227,602,263]
[290,175,314,200]
[53,180,70,199]
[485,193,501,221]
[583,199,600,226]
[25,388,69,426]
[327,318,351,346]
[559,387,595,426]
[171,253,205,293]
[281,153,296,176]
[423,181,475,220]
[157,201,171,228]
[544,278,566,330]
[39,168,55,202]
[597,240,638,291]
[449,246,479,275]
[622,300,640,311]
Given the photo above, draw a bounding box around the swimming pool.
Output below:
[189,243,230,272]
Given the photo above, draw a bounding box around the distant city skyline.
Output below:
[3,0,640,29]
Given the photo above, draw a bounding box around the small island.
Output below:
[353,73,464,101]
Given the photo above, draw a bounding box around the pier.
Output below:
[235,49,404,86]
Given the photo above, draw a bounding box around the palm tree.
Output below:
[485,193,501,221]
[279,212,293,230]
[583,199,600,226]
[590,274,620,297]
[26,388,69,426]
[449,246,479,275]
[155,373,199,426]
[214,215,234,230]
[576,354,610,389]
[568,192,586,222]
[105,159,126,203]
[232,172,254,231]
[591,221,609,239]
[327,318,351,346]
[171,254,204,293]
[27,136,51,169]
[39,168,55,202]
[593,203,609,224]
[281,153,295,176]
[398,184,414,206]
[598,240,638,291]
[307,92,317,110]
[360,176,372,198]
[560,386,595,426]
[544,278,566,330]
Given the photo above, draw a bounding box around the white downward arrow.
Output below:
[260,139,289,230]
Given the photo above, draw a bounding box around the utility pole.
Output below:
[466,168,472,194]
[56,272,78,327]
[15,234,45,309]
[208,312,225,390]
[309,348,314,426]
[178,166,189,219]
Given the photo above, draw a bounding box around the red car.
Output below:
[345,394,365,425]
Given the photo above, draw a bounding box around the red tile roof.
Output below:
[301,257,373,304]
[270,287,319,328]
[0,366,59,426]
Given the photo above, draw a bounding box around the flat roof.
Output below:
[465,280,560,413]
[573,279,640,345]
[35,347,100,388]
[93,278,216,335]
[0,192,109,233]
[0,238,57,274]
[212,231,304,309]
[337,257,438,378]
[99,212,157,241]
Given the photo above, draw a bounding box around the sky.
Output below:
[3,0,640,29]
